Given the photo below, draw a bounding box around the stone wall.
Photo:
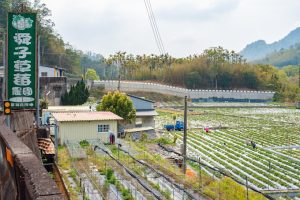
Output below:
[93,80,275,101]
[9,111,41,159]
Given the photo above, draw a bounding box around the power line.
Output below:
[146,0,165,53]
[143,0,166,55]
[143,0,162,54]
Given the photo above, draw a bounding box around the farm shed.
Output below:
[42,105,92,136]
[52,112,123,144]
[124,94,158,138]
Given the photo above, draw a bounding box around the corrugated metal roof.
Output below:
[127,94,155,103]
[52,111,123,122]
[44,106,91,112]
[38,138,55,155]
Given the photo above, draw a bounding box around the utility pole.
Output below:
[117,74,121,91]
[54,123,58,163]
[182,96,188,174]
[1,31,5,103]
[215,75,218,90]
[2,29,10,128]
[36,35,40,127]
[199,157,202,192]
[268,160,271,190]
[83,66,86,79]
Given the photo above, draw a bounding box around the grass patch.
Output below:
[151,136,175,145]
[104,168,134,200]
[58,146,71,170]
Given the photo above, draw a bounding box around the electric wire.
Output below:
[143,0,162,54]
[143,0,165,54]
[146,0,165,53]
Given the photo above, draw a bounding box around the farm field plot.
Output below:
[278,149,300,160]
[233,108,300,122]
[156,107,300,192]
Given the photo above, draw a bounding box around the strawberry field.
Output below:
[156,107,300,192]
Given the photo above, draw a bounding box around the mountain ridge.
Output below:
[240,27,300,61]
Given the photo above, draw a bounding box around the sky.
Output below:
[41,0,300,57]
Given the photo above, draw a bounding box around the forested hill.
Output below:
[240,27,300,61]
[254,43,300,67]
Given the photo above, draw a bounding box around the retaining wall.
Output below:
[93,80,275,100]
[0,123,64,200]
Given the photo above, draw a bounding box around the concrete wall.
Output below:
[94,80,275,100]
[39,66,55,77]
[0,123,64,200]
[125,116,154,129]
[39,66,63,77]
[39,77,67,106]
[58,120,118,144]
[142,116,155,127]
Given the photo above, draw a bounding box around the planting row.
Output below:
[170,129,300,190]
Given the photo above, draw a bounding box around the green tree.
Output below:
[61,80,89,105]
[85,68,100,80]
[96,91,136,122]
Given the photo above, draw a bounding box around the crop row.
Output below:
[170,129,300,190]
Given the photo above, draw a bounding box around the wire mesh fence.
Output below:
[65,140,87,159]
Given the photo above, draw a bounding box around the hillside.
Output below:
[255,43,300,67]
[240,27,300,61]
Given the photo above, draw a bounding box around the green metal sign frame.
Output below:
[6,12,37,110]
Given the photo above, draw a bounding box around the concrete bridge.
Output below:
[93,80,275,101]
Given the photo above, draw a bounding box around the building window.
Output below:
[41,72,47,77]
[98,124,109,132]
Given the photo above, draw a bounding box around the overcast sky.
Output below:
[42,0,300,57]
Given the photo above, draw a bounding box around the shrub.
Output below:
[153,137,173,145]
[79,140,89,148]
[106,168,114,180]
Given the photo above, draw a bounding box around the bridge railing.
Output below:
[94,80,275,100]
[0,123,64,200]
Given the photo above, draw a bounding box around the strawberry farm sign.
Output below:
[7,12,37,109]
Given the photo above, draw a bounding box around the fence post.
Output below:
[182,96,188,174]
[173,185,175,200]
[83,182,85,200]
[199,157,202,192]
[246,176,249,200]
[218,172,221,200]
